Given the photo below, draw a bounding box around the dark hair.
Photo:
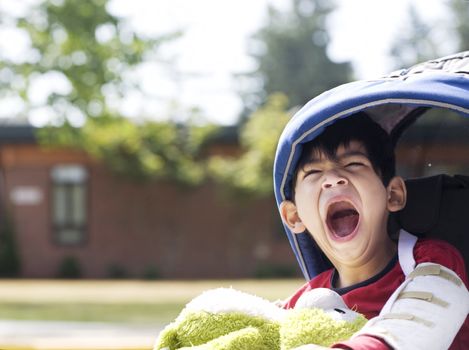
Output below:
[292,112,396,195]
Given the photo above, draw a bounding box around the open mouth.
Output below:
[326,201,360,238]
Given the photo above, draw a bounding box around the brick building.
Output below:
[0,123,297,279]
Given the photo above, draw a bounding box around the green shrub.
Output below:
[142,265,161,280]
[0,218,21,277]
[107,264,128,279]
[57,256,82,279]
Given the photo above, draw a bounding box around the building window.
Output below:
[51,165,88,245]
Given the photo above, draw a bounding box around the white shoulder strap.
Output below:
[398,229,418,277]
[355,262,469,350]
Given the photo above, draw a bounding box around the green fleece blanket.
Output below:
[154,287,366,350]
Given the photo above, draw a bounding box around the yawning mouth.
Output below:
[326,201,360,238]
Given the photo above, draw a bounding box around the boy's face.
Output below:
[280,140,406,269]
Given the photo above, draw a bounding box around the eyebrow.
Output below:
[302,150,369,166]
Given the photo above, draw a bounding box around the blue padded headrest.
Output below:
[274,51,469,280]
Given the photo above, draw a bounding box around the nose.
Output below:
[321,172,348,189]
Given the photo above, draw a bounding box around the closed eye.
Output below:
[303,169,321,178]
[345,162,365,168]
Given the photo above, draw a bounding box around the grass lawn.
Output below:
[0,301,184,324]
[0,279,303,325]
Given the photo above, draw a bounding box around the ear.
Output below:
[279,200,306,233]
[386,176,407,212]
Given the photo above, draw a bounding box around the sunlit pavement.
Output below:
[0,320,162,350]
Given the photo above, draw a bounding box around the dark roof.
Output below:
[0,122,467,146]
[0,123,36,144]
[208,125,239,145]
[0,121,239,146]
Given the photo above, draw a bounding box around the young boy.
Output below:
[278,113,469,349]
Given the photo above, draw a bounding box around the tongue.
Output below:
[330,210,359,237]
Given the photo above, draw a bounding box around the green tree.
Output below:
[389,4,442,70]
[224,0,352,196]
[389,1,469,71]
[209,93,291,197]
[1,0,219,185]
[0,217,21,277]
[239,0,352,114]
[38,115,218,185]
[448,0,469,51]
[0,0,177,124]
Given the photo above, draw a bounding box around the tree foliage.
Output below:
[389,1,469,71]
[39,116,219,185]
[1,0,177,123]
[1,0,219,185]
[215,0,353,196]
[0,217,21,277]
[389,4,442,70]
[209,93,291,197]
[240,0,352,114]
[448,0,469,51]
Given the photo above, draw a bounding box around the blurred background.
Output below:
[0,0,468,349]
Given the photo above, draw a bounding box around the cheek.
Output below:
[295,185,322,227]
[295,181,319,205]
[358,181,388,215]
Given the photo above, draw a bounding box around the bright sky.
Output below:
[0,0,451,126]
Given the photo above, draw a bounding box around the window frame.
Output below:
[50,164,89,246]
